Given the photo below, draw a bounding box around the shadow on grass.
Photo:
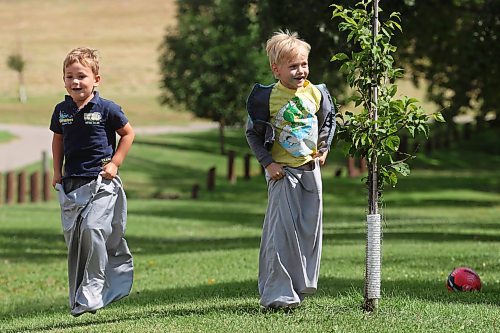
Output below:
[3,274,498,333]
[2,225,498,263]
[134,128,250,156]
[127,202,265,226]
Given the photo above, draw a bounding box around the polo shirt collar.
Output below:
[64,91,101,108]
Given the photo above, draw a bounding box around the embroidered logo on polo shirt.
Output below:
[84,112,102,125]
[101,157,111,166]
[58,111,73,125]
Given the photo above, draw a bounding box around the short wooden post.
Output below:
[191,183,200,199]
[30,171,40,203]
[18,171,26,204]
[6,171,14,204]
[334,168,342,177]
[244,154,251,180]
[227,150,236,184]
[207,167,216,191]
[43,171,51,201]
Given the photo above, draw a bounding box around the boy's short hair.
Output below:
[63,47,100,75]
[265,30,311,68]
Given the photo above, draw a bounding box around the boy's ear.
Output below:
[271,63,279,79]
[94,74,101,87]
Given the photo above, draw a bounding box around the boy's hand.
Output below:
[266,162,284,180]
[101,162,118,180]
[52,174,62,188]
[313,150,329,166]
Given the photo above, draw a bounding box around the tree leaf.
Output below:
[331,53,349,62]
[392,162,410,177]
[433,112,446,122]
[384,135,400,151]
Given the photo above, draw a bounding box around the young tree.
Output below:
[159,0,271,154]
[331,0,444,311]
[6,53,27,103]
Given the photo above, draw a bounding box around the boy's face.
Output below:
[272,51,309,90]
[63,61,100,108]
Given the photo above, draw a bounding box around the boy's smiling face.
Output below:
[63,61,100,108]
[272,51,309,90]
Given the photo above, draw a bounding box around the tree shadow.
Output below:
[323,230,500,245]
[0,228,263,262]
[4,273,498,333]
[127,200,264,226]
[2,219,498,262]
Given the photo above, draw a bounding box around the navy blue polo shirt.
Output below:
[49,91,129,178]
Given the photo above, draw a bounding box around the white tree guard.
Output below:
[366,213,381,299]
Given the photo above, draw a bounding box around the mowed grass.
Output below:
[0,0,441,127]
[1,128,499,332]
[0,130,16,143]
[0,0,199,126]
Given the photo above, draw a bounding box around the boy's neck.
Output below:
[277,80,309,92]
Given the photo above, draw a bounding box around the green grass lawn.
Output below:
[1,128,499,332]
[0,130,16,143]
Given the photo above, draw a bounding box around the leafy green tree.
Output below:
[331,0,444,311]
[159,0,271,154]
[6,53,27,103]
[257,0,499,129]
[254,0,351,99]
[388,0,499,126]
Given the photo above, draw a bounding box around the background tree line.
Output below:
[159,0,499,153]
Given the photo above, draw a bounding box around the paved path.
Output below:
[0,122,217,172]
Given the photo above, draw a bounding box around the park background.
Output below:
[0,0,499,332]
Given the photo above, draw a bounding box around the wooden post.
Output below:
[334,168,342,177]
[30,171,40,203]
[207,167,216,191]
[18,171,26,204]
[244,154,251,180]
[191,183,200,199]
[227,150,236,184]
[0,172,2,205]
[347,156,360,178]
[43,171,51,201]
[42,151,48,175]
[6,171,14,204]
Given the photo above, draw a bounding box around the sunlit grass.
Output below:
[0,130,16,143]
[1,128,499,332]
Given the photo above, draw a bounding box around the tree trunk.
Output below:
[363,0,381,312]
[18,72,27,103]
[218,120,225,155]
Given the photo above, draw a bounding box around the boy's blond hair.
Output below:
[63,47,100,75]
[265,30,311,68]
